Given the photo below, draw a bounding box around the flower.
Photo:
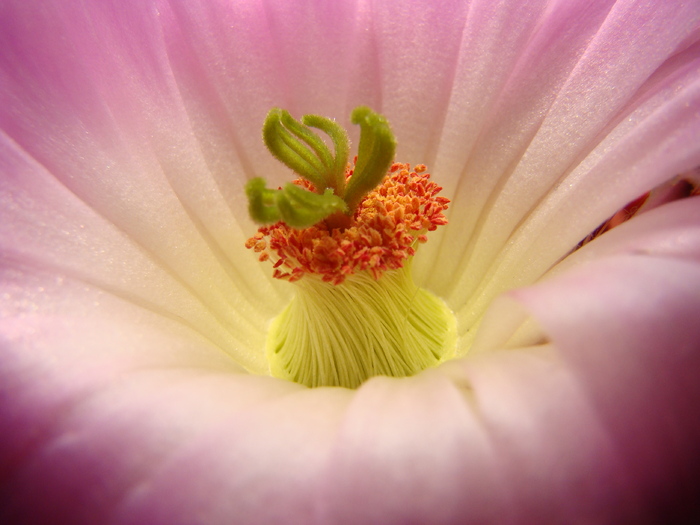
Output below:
[1,0,700,523]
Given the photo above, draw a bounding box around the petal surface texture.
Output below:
[1,0,700,524]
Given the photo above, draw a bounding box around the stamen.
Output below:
[245,107,455,388]
[249,163,449,285]
[267,263,456,389]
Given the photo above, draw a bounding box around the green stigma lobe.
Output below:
[246,177,347,229]
[262,108,349,194]
[343,106,397,211]
[301,114,349,196]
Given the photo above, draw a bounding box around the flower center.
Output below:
[245,107,455,388]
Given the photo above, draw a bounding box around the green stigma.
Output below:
[246,106,396,229]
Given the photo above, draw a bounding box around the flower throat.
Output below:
[246,107,455,388]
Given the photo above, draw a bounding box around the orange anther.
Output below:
[245,161,449,285]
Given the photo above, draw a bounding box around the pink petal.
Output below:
[510,221,700,521]
[424,0,700,312]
